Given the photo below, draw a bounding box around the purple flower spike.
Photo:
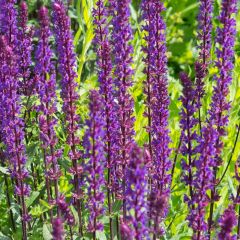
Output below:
[141,0,155,165]
[218,205,237,240]
[126,144,149,239]
[0,0,17,46]
[179,72,198,205]
[189,126,217,239]
[93,0,117,237]
[0,36,30,240]
[109,0,135,219]
[17,1,33,96]
[195,0,213,114]
[142,0,171,235]
[207,0,237,234]
[36,6,62,214]
[209,0,237,156]
[57,195,75,226]
[84,90,105,236]
[52,218,65,240]
[52,0,83,233]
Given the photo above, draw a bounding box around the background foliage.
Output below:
[0,0,240,239]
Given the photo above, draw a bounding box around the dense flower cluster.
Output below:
[179,72,198,204]
[92,1,117,237]
[141,0,155,163]
[0,0,18,45]
[52,218,65,240]
[189,126,217,239]
[125,144,149,239]
[17,1,33,95]
[52,0,83,234]
[208,0,237,233]
[0,0,238,239]
[0,36,30,239]
[36,6,61,214]
[143,1,171,236]
[195,0,213,114]
[84,90,105,236]
[109,0,135,218]
[218,205,237,240]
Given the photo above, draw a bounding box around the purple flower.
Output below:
[141,0,171,235]
[83,90,105,235]
[52,0,83,232]
[189,126,217,239]
[0,36,30,239]
[195,0,213,113]
[93,0,117,236]
[209,0,237,152]
[218,205,237,240]
[17,1,33,96]
[126,144,149,239]
[120,218,134,240]
[141,0,156,179]
[93,0,117,185]
[52,218,65,240]
[57,195,75,226]
[179,72,198,204]
[207,0,237,233]
[36,6,61,210]
[109,0,135,218]
[0,0,17,46]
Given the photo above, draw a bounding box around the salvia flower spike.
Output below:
[109,0,135,219]
[52,218,65,240]
[179,72,198,207]
[52,0,83,235]
[218,205,237,240]
[0,36,30,240]
[141,0,156,173]
[189,126,217,239]
[36,6,62,218]
[84,90,105,239]
[93,0,117,238]
[208,0,237,234]
[195,0,213,124]
[17,1,33,95]
[0,0,18,46]
[144,0,171,236]
[126,144,149,239]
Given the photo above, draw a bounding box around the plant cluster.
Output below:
[0,0,239,239]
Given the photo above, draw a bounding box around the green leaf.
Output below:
[26,191,40,208]
[112,200,122,214]
[43,224,52,240]
[0,232,11,240]
[0,166,9,175]
[96,231,107,240]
